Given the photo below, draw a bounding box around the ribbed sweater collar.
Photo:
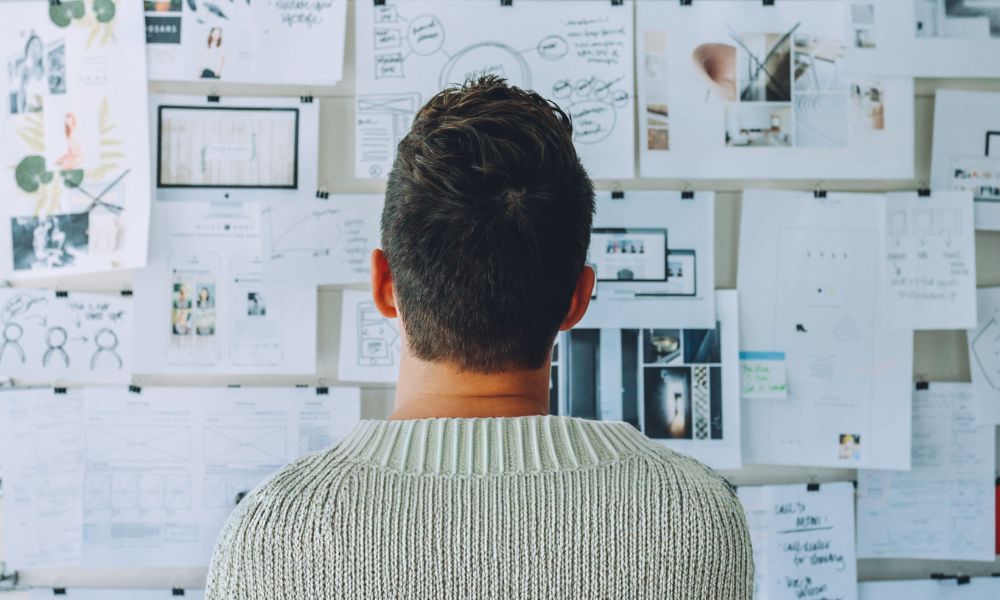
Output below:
[333,416,654,476]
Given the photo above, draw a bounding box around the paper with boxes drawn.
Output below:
[339,289,401,384]
[0,385,361,569]
[0,0,152,280]
[355,0,635,180]
[636,0,914,179]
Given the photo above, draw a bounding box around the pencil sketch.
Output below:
[0,289,132,382]
[357,300,399,367]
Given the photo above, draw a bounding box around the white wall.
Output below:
[2,1,1000,593]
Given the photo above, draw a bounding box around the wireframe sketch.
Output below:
[356,0,635,179]
[357,301,399,367]
[971,316,1000,391]
[0,290,132,383]
[86,426,192,463]
[205,427,288,464]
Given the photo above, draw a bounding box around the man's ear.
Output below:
[559,265,595,331]
[370,248,397,318]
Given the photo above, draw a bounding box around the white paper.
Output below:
[967,287,1000,423]
[739,190,913,469]
[133,202,317,375]
[557,290,740,469]
[30,591,204,600]
[636,0,914,179]
[931,90,1000,230]
[739,482,857,600]
[739,352,788,400]
[354,0,636,179]
[0,290,132,384]
[851,0,1000,78]
[0,388,84,569]
[338,289,401,384]
[0,0,152,279]
[151,95,319,203]
[81,386,360,567]
[857,383,996,562]
[860,578,1000,600]
[144,0,346,85]
[261,195,383,286]
[579,191,715,329]
[882,191,977,330]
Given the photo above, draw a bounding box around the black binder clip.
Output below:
[316,190,330,199]
[227,384,241,388]
[611,0,624,5]
[316,386,330,395]
[681,190,695,199]
[172,589,186,597]
[120,289,133,297]
[957,575,971,585]
[53,589,67,595]
[300,96,314,104]
[611,190,625,200]
[374,0,385,6]
[53,387,68,395]
[55,290,69,298]
[806,482,820,492]
[207,95,221,103]
[680,0,692,5]
[763,0,775,5]
[918,188,931,197]
[915,380,929,390]
[813,190,827,199]
[129,384,142,394]
[500,0,512,6]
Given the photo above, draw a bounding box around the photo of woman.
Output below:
[200,27,225,79]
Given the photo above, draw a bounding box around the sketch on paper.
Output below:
[0,0,152,278]
[260,196,382,285]
[637,0,914,179]
[143,0,347,85]
[356,0,635,179]
[0,289,132,383]
[338,289,401,383]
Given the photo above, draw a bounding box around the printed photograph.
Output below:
[644,366,692,439]
[144,0,182,11]
[642,329,682,365]
[916,0,1000,38]
[693,43,737,102]
[47,40,66,95]
[735,31,792,102]
[171,282,193,336]
[838,433,861,460]
[724,104,793,147]
[850,81,885,131]
[682,325,722,364]
[792,35,846,94]
[247,291,267,317]
[795,94,848,147]
[11,213,89,272]
[195,283,216,336]
[7,33,47,115]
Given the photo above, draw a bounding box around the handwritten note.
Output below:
[739,482,857,600]
[857,383,995,561]
[883,191,976,330]
[740,352,788,400]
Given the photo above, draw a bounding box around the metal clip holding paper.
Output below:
[915,372,929,391]
[679,0,692,6]
[0,562,17,592]
[930,573,972,585]
[207,95,221,103]
[611,190,625,200]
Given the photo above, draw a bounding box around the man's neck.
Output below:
[389,352,551,420]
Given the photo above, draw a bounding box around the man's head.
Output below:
[372,75,595,373]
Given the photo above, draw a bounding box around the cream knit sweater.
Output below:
[206,416,753,599]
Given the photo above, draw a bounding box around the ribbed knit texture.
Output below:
[205,416,753,599]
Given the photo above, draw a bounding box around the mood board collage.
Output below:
[1,0,1000,598]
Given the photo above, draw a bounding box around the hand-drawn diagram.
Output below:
[86,426,192,463]
[357,301,400,368]
[260,197,382,285]
[85,473,192,512]
[356,0,635,179]
[0,289,132,383]
[204,426,287,464]
[1,1,152,279]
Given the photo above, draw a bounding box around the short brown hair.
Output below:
[382,75,594,372]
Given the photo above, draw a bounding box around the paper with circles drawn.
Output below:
[144,0,346,85]
[338,289,400,383]
[636,0,914,179]
[0,289,132,384]
[354,0,635,180]
[0,0,152,279]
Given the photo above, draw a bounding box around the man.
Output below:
[207,76,753,599]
